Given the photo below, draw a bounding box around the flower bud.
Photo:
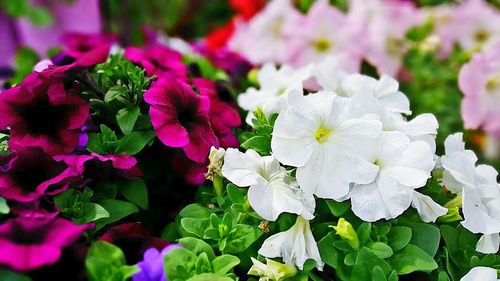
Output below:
[331,218,360,250]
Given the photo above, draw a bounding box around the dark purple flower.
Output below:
[0,72,90,155]
[0,210,88,271]
[125,44,188,79]
[100,223,170,264]
[144,75,218,163]
[0,144,78,202]
[193,43,252,81]
[133,245,182,281]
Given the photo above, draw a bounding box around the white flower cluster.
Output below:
[214,58,500,271]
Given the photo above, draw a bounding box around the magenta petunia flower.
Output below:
[0,210,88,271]
[459,43,500,138]
[0,144,78,202]
[133,244,183,281]
[144,75,218,163]
[100,223,170,264]
[0,73,90,155]
[125,44,188,79]
[171,153,208,185]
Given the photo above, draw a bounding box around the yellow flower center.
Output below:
[474,29,490,43]
[312,38,332,53]
[486,72,500,91]
[314,126,332,144]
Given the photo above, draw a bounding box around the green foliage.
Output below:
[9,47,39,85]
[86,241,139,281]
[239,109,277,155]
[0,0,53,25]
[0,133,9,155]
[0,197,9,215]
[164,238,240,281]
[87,124,155,155]
[0,271,31,281]
[55,188,109,225]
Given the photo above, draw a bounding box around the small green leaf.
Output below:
[226,184,245,203]
[105,86,128,103]
[75,203,110,224]
[403,222,440,257]
[187,274,233,281]
[115,130,155,155]
[388,244,438,274]
[387,226,412,252]
[87,241,126,266]
[180,204,218,219]
[225,224,263,253]
[326,200,350,217]
[367,242,393,259]
[119,179,149,209]
[352,247,391,281]
[164,248,198,281]
[95,199,139,230]
[212,255,240,275]
[371,265,387,281]
[181,218,211,238]
[195,252,212,274]
[116,107,140,135]
[179,237,215,261]
[240,135,271,155]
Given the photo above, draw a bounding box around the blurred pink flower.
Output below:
[459,43,500,138]
[282,0,364,70]
[125,44,188,79]
[349,0,424,76]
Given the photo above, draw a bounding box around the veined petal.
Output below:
[411,191,448,223]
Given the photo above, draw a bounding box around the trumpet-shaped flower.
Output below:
[350,132,436,221]
[238,63,310,124]
[441,133,478,192]
[221,148,315,221]
[144,75,218,163]
[271,90,382,200]
[258,216,323,270]
[309,55,352,92]
[461,267,500,281]
[411,191,448,223]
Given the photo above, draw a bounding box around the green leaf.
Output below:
[95,199,139,230]
[371,265,387,281]
[86,241,140,281]
[87,241,126,266]
[357,222,372,246]
[367,242,394,259]
[225,224,263,253]
[179,237,215,261]
[0,197,10,214]
[240,135,271,155]
[326,200,350,216]
[352,247,391,281]
[187,273,234,281]
[119,179,149,209]
[388,244,438,274]
[387,226,412,252]
[116,107,140,135]
[115,130,155,155]
[105,86,128,103]
[180,204,218,219]
[318,232,351,280]
[212,255,240,275]
[164,248,198,281]
[75,203,110,224]
[0,271,32,281]
[226,184,245,203]
[403,222,440,257]
[195,252,212,274]
[181,218,211,238]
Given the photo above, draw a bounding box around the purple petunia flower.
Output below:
[0,143,78,202]
[125,44,189,79]
[0,72,90,155]
[0,210,89,271]
[144,75,219,163]
[133,244,183,281]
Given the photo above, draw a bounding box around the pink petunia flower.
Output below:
[433,0,500,57]
[0,144,78,203]
[125,44,188,79]
[144,75,218,163]
[0,72,90,155]
[0,210,88,271]
[348,0,424,76]
[459,43,500,138]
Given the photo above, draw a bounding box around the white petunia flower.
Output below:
[350,132,436,222]
[248,257,297,281]
[310,55,351,92]
[271,90,382,200]
[411,191,448,223]
[221,148,315,221]
[238,63,311,125]
[461,266,499,281]
[441,133,500,253]
[258,216,324,270]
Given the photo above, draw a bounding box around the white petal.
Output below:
[351,175,413,222]
[411,191,448,223]
[461,186,500,235]
[444,133,466,155]
[460,267,499,281]
[441,151,477,190]
[476,233,500,254]
[222,148,263,186]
